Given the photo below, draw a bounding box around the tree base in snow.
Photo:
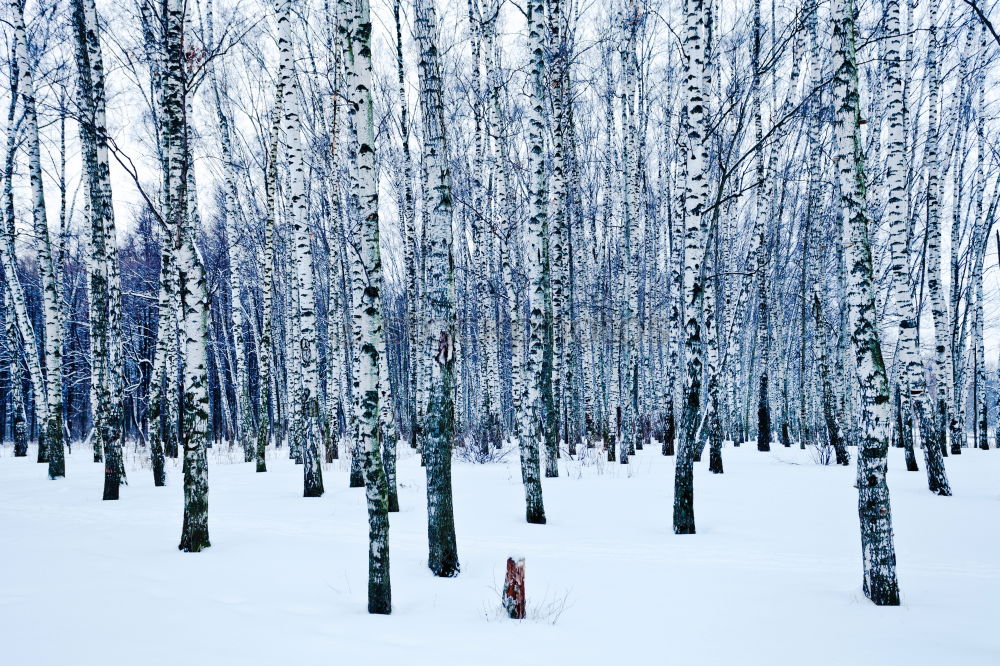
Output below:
[502,557,526,619]
[179,528,211,553]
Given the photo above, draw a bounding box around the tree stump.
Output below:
[502,557,526,619]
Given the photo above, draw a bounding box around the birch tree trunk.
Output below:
[618,12,641,466]
[394,0,419,456]
[518,0,549,524]
[971,29,989,451]
[663,110,682,457]
[256,58,286,474]
[207,9,253,465]
[884,0,948,490]
[339,2,367,486]
[139,2,171,484]
[341,0,391,611]
[922,0,956,476]
[278,0,324,497]
[832,0,900,605]
[1,73,28,461]
[162,0,210,551]
[673,0,709,536]
[147,219,177,486]
[414,0,462,572]
[705,222,723,473]
[3,288,29,457]
[72,0,125,500]
[750,0,772,454]
[11,0,64,477]
[2,87,48,462]
[544,0,571,475]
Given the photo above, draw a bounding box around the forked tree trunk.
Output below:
[11,0,64,478]
[832,0,900,606]
[883,0,946,489]
[161,0,210,552]
[72,0,125,500]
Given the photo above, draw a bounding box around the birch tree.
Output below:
[414,0,461,573]
[519,0,549,524]
[71,0,125,500]
[160,0,211,551]
[922,0,957,478]
[278,0,324,497]
[341,0,392,611]
[11,0,65,478]
[883,0,949,492]
[832,0,900,605]
[672,0,710,536]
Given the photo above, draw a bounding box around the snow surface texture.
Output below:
[1,442,997,665]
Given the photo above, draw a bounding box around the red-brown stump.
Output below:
[502,556,525,619]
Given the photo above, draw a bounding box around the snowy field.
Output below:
[1,441,998,665]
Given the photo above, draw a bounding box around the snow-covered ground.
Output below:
[1,440,997,665]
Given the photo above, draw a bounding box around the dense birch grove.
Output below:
[1,0,998,612]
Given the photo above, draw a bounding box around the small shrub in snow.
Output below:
[485,579,571,626]
[809,443,835,466]
[456,437,513,464]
